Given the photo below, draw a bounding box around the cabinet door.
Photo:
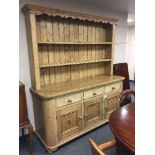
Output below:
[104,92,120,118]
[56,102,82,140]
[84,97,103,127]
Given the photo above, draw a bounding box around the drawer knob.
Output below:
[84,114,88,118]
[78,116,82,120]
[93,92,97,96]
[68,99,72,103]
[112,87,115,90]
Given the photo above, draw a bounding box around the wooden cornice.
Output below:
[22,4,118,24]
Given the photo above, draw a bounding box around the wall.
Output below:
[19,0,128,131]
[126,26,135,80]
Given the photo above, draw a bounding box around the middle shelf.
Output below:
[38,41,113,45]
[39,59,111,68]
[38,43,112,68]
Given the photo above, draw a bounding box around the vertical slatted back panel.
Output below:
[36,15,113,87]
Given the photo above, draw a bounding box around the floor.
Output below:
[20,82,135,155]
[20,124,116,155]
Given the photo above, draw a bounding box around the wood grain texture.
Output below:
[30,75,124,99]
[24,13,40,89]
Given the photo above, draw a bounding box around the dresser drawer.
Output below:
[56,93,82,108]
[84,87,104,100]
[105,82,121,93]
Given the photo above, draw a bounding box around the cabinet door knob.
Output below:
[93,92,97,96]
[78,116,82,120]
[84,114,88,118]
[112,87,115,90]
[68,99,72,103]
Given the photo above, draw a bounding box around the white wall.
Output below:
[126,26,135,80]
[19,0,128,130]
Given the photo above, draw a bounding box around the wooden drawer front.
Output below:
[56,93,82,108]
[105,82,121,93]
[84,87,104,100]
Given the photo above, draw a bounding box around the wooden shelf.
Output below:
[38,41,112,45]
[39,59,111,68]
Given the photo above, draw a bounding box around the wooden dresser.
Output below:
[22,4,124,152]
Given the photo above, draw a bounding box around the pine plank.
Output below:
[53,45,60,64]
[87,23,92,43]
[64,19,70,42]
[59,45,65,64]
[71,65,76,80]
[55,67,61,83]
[74,46,79,63]
[43,68,50,85]
[53,17,59,42]
[58,18,64,42]
[79,64,84,79]
[64,45,70,63]
[46,16,53,42]
[74,20,79,43]
[87,64,92,77]
[87,46,92,61]
[60,66,65,82]
[40,15,47,42]
[79,22,84,43]
[40,69,45,86]
[70,45,75,63]
[69,20,75,42]
[36,16,41,41]
[42,45,49,65]
[38,45,43,65]
[48,45,54,64]
[49,67,55,84]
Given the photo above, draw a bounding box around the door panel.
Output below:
[84,97,103,127]
[56,102,82,140]
[104,92,120,118]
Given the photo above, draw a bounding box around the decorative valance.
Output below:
[22,4,118,24]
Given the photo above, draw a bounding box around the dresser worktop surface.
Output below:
[30,75,124,99]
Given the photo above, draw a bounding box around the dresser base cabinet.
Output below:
[31,78,124,152]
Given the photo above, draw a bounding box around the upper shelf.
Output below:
[39,59,111,68]
[38,41,112,45]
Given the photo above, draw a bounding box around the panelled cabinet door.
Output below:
[84,97,103,127]
[104,92,120,118]
[56,102,82,140]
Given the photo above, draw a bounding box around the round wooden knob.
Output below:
[93,92,97,96]
[68,99,72,103]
